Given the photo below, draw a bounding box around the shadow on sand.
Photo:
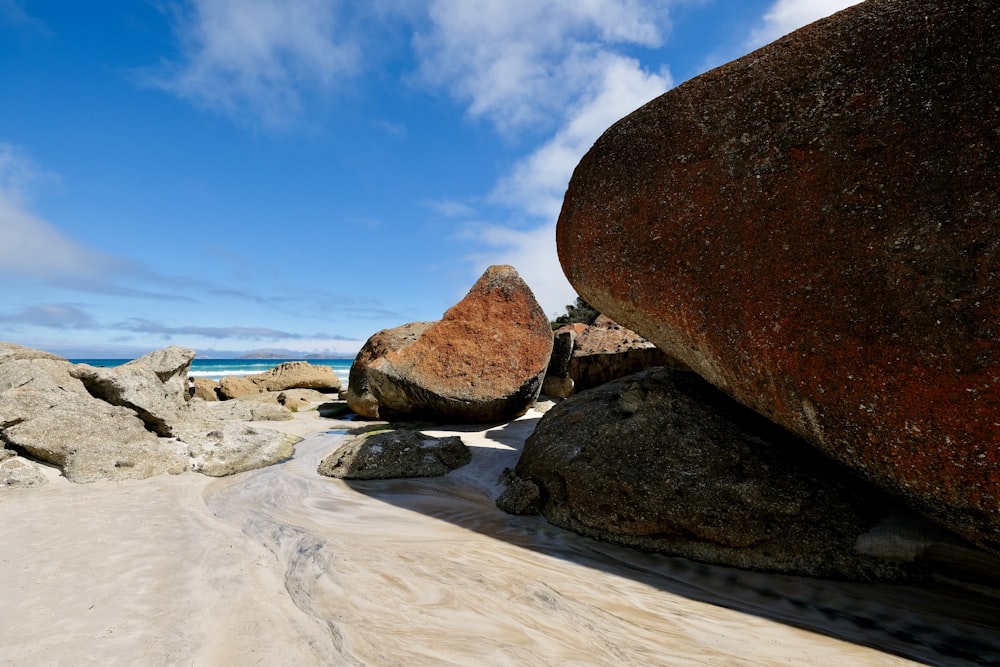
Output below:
[334,415,1000,666]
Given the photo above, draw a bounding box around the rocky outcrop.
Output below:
[0,345,298,482]
[346,265,553,423]
[556,0,1000,553]
[250,361,341,393]
[217,376,261,400]
[199,398,294,422]
[318,429,470,480]
[69,347,197,437]
[0,342,66,364]
[506,367,921,580]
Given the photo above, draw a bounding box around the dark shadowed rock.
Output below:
[557,0,1000,552]
[348,265,553,423]
[509,367,919,580]
[541,329,576,398]
[317,429,470,480]
[571,315,681,393]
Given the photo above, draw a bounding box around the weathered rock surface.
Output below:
[347,265,553,423]
[507,367,916,580]
[185,422,297,477]
[217,376,261,400]
[0,345,298,482]
[0,342,66,364]
[318,430,470,480]
[556,0,1000,553]
[199,398,294,422]
[0,455,49,488]
[191,377,220,401]
[346,322,434,418]
[69,347,196,437]
[250,361,341,393]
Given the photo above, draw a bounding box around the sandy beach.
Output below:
[2,404,998,666]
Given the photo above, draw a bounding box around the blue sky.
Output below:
[0,0,860,358]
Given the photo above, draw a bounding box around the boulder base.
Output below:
[510,367,918,580]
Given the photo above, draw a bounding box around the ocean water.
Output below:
[70,358,354,385]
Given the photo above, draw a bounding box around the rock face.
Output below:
[346,322,434,418]
[317,430,471,480]
[509,367,915,580]
[556,0,1000,553]
[0,345,297,482]
[347,265,553,423]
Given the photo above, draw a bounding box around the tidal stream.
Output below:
[203,426,1000,666]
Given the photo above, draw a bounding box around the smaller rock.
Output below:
[318,430,471,480]
[217,376,262,400]
[541,330,576,398]
[250,361,341,393]
[186,423,299,477]
[200,399,294,422]
[495,468,540,515]
[191,377,219,401]
[0,455,48,488]
[566,315,682,392]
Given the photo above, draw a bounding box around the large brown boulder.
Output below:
[346,265,553,423]
[556,0,1000,553]
[505,367,922,581]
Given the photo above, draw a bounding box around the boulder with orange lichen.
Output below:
[556,0,1000,552]
[347,265,553,423]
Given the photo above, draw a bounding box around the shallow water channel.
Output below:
[203,426,1000,666]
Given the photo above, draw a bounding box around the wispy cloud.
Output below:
[0,144,133,284]
[415,0,668,137]
[112,318,355,341]
[747,0,863,50]
[0,303,98,330]
[414,1,672,313]
[153,0,360,127]
[0,0,47,33]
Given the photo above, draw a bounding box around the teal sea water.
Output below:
[70,358,354,384]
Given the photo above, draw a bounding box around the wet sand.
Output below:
[1,406,998,665]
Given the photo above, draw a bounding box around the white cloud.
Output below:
[415,0,669,136]
[748,0,863,49]
[155,0,359,127]
[418,2,672,314]
[493,52,670,220]
[0,144,123,282]
[464,223,577,318]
